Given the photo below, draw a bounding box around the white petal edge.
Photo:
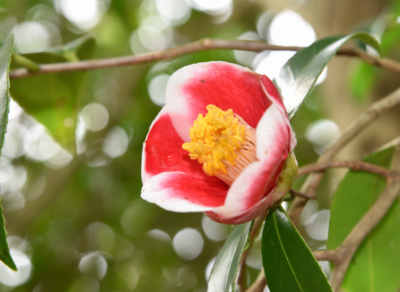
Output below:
[165,61,255,142]
[212,104,289,218]
[260,77,297,152]
[141,172,217,213]
[255,104,290,161]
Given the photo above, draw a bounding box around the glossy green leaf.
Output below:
[10,36,95,153]
[262,206,332,292]
[0,32,17,271]
[208,221,253,292]
[274,32,382,119]
[328,146,400,292]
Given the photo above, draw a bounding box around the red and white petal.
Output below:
[205,187,284,224]
[142,107,227,186]
[260,75,286,114]
[206,103,291,220]
[255,104,291,161]
[141,171,228,212]
[165,62,272,142]
[260,75,297,151]
[141,106,169,184]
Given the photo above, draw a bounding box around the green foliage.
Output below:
[262,206,332,292]
[328,146,400,292]
[10,36,95,153]
[350,62,378,101]
[0,32,17,271]
[207,222,253,292]
[0,1,398,291]
[274,32,382,119]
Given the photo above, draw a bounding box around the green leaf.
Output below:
[262,206,333,292]
[208,221,253,292]
[274,32,382,119]
[327,146,400,292]
[350,62,378,101]
[44,35,95,62]
[10,36,96,153]
[0,32,17,271]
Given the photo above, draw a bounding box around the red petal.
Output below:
[206,104,291,223]
[142,108,228,209]
[261,75,296,151]
[166,62,272,141]
[142,172,227,211]
[260,75,286,114]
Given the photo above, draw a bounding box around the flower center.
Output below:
[182,104,257,185]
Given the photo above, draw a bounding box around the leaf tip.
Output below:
[0,251,17,271]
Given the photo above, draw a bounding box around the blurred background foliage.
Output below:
[0,0,399,291]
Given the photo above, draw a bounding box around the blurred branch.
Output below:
[8,38,400,79]
[246,269,267,292]
[313,250,339,263]
[288,189,316,200]
[237,210,268,292]
[12,53,40,72]
[288,87,400,225]
[297,160,395,180]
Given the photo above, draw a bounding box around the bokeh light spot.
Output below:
[201,215,229,242]
[80,103,109,132]
[15,21,51,53]
[79,252,108,280]
[148,74,170,106]
[102,126,129,158]
[0,250,32,287]
[172,228,204,260]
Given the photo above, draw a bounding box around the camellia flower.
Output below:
[141,62,298,224]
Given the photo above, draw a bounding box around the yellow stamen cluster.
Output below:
[182,105,257,185]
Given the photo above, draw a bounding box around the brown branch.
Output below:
[330,179,400,291]
[8,38,400,79]
[289,189,316,200]
[297,160,394,179]
[237,210,268,292]
[288,87,400,225]
[313,249,340,264]
[337,47,400,73]
[246,269,267,292]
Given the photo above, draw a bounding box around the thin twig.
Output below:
[289,189,316,200]
[313,250,340,264]
[330,179,400,290]
[246,269,267,292]
[237,210,268,292]
[288,87,400,225]
[297,160,394,180]
[8,38,400,79]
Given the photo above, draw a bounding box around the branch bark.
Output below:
[8,38,400,79]
[288,189,316,200]
[297,160,395,179]
[246,270,267,292]
[237,210,268,292]
[288,87,400,225]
